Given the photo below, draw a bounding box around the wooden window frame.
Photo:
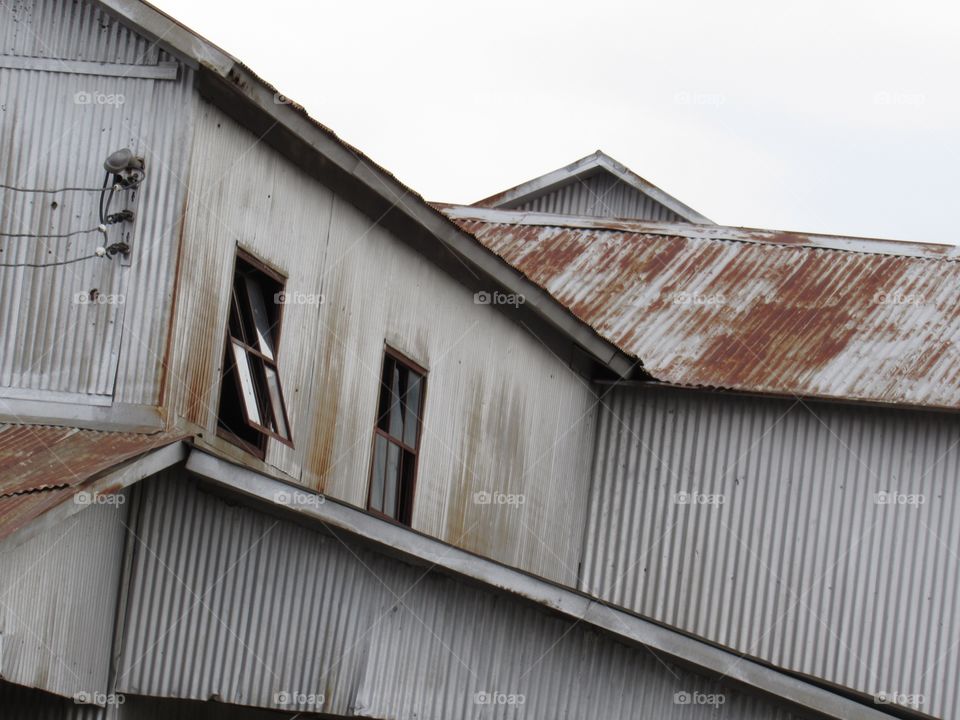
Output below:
[366,346,427,526]
[216,248,294,458]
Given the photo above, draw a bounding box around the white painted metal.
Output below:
[117,467,812,719]
[0,0,196,406]
[0,496,129,701]
[167,104,599,585]
[583,385,960,719]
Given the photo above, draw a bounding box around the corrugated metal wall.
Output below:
[0,493,129,701]
[509,172,684,221]
[0,0,196,405]
[0,680,104,720]
[583,385,960,719]
[168,104,597,584]
[117,469,800,719]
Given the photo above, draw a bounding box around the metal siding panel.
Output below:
[170,105,597,585]
[0,0,195,404]
[0,495,129,700]
[118,470,800,720]
[446,210,960,409]
[0,680,105,720]
[583,385,960,718]
[0,0,161,65]
[514,172,683,222]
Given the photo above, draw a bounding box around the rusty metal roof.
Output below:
[441,205,960,409]
[0,424,185,540]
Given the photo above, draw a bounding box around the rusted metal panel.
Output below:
[0,0,196,406]
[118,469,802,720]
[0,423,184,539]
[583,385,960,719]
[444,206,960,409]
[169,105,598,585]
[0,496,129,702]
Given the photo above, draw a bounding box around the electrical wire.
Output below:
[0,253,104,268]
[0,227,104,239]
[0,183,112,193]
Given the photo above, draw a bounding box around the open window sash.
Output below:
[228,338,293,446]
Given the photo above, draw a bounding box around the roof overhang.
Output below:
[185,447,901,720]
[89,0,636,379]
[0,425,187,545]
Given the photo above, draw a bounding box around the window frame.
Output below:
[366,346,427,526]
[216,248,294,458]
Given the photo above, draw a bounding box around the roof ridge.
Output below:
[438,204,960,262]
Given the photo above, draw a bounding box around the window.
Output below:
[217,250,293,457]
[367,349,426,525]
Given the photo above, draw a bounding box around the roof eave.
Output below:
[90,0,635,380]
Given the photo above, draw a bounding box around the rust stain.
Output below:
[0,424,185,540]
[305,272,348,493]
[447,210,960,409]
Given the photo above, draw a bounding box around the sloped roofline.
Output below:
[442,204,960,260]
[472,150,714,224]
[89,0,636,378]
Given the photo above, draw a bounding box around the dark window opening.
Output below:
[367,349,426,525]
[217,251,293,457]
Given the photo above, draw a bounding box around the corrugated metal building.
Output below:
[1,0,956,718]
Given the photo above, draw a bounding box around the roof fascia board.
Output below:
[444,205,959,260]
[185,448,899,720]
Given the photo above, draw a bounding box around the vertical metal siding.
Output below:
[118,469,799,720]
[513,173,684,221]
[0,680,105,720]
[1,0,162,64]
[583,385,960,719]
[170,106,597,585]
[0,494,129,701]
[0,0,195,404]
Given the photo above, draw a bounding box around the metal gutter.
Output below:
[185,448,898,720]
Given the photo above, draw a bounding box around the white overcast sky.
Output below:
[152,0,960,244]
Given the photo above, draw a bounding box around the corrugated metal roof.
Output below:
[0,424,183,539]
[442,205,960,409]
